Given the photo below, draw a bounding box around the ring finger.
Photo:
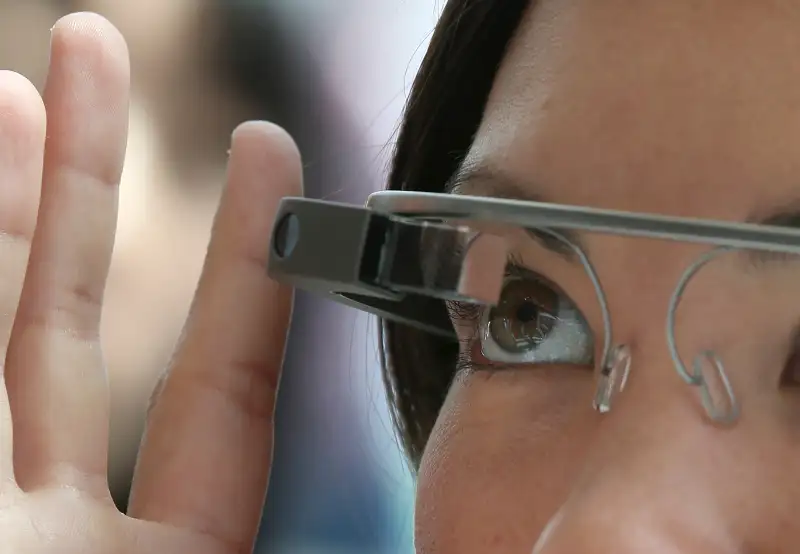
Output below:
[0,70,47,490]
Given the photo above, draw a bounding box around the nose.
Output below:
[530,354,744,554]
[530,495,737,554]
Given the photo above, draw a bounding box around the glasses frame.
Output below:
[268,190,800,425]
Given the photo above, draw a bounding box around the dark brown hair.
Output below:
[381,0,532,469]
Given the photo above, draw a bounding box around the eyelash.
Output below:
[448,257,800,393]
[449,303,494,374]
[448,258,518,374]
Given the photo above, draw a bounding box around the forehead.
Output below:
[468,0,800,221]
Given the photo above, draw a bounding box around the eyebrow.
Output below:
[445,159,800,266]
[745,208,800,265]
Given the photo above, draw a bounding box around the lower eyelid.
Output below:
[468,334,489,365]
[453,322,502,373]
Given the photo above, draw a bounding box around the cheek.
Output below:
[414,373,595,554]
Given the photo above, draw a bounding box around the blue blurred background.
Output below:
[0,1,444,552]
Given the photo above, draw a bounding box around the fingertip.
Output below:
[0,71,46,145]
[232,120,296,151]
[53,11,125,46]
[230,121,303,196]
[50,12,130,84]
[45,12,130,189]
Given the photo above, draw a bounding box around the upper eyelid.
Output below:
[525,228,578,259]
[504,258,572,297]
[742,248,800,269]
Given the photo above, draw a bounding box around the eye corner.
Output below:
[779,327,800,389]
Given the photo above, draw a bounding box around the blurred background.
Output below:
[0,1,443,552]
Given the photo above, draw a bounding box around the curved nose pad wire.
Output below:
[538,228,619,414]
[667,246,740,425]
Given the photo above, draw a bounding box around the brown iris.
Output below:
[486,278,559,354]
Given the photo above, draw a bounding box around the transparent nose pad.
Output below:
[593,344,632,413]
[693,350,738,424]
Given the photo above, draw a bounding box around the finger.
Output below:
[129,122,301,552]
[5,13,129,493]
[0,371,13,490]
[0,71,47,489]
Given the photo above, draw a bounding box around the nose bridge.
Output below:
[592,303,734,471]
[533,350,739,553]
[526,235,757,551]
[521,237,746,552]
[593,233,726,419]
[586,350,707,482]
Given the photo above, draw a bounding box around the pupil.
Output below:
[516,302,538,323]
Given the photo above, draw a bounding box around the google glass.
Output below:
[267,191,800,426]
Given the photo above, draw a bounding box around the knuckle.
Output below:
[23,280,104,343]
[182,356,280,424]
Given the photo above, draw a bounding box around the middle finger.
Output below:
[5,13,130,493]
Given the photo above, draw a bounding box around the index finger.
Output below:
[128,122,301,552]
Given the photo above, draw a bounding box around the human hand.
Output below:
[0,12,300,554]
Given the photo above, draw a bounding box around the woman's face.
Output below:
[416,1,800,552]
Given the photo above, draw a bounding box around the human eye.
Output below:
[450,261,595,368]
